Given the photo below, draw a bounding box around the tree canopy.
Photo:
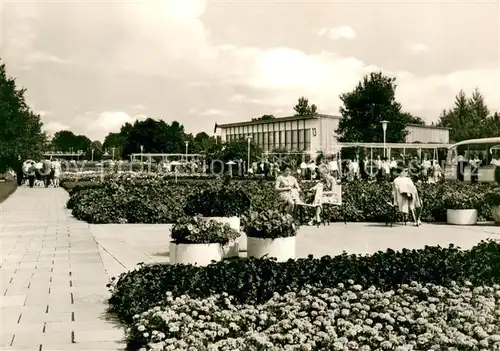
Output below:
[437,88,497,142]
[0,60,47,171]
[51,130,92,153]
[335,72,422,143]
[293,97,318,116]
[252,114,275,121]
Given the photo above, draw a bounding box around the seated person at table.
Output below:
[307,169,338,225]
[275,167,301,214]
[392,167,422,226]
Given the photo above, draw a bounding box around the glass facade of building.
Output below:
[223,119,312,151]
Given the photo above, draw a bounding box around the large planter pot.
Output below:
[169,242,223,266]
[446,209,477,225]
[247,236,296,262]
[491,205,500,224]
[204,216,244,256]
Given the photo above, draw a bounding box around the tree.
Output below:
[335,72,409,143]
[252,114,275,121]
[402,112,425,125]
[51,130,91,153]
[120,118,189,158]
[293,97,317,116]
[102,122,135,159]
[0,60,47,171]
[437,89,492,142]
[192,132,216,153]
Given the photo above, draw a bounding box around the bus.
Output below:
[444,137,500,182]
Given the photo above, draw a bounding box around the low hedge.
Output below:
[107,240,500,325]
[68,179,500,224]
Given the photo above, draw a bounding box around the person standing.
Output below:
[52,158,62,187]
[26,161,36,188]
[328,156,339,178]
[470,154,480,183]
[41,158,52,187]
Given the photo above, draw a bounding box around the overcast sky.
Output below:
[1,0,499,142]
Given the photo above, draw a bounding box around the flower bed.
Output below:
[129,283,500,351]
[108,241,500,350]
[68,179,500,224]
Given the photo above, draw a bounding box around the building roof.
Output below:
[406,123,451,130]
[217,114,340,128]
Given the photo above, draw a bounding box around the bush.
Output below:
[107,241,500,325]
[184,183,252,217]
[68,179,500,224]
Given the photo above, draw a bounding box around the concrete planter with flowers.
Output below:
[444,192,477,225]
[204,216,240,258]
[184,186,252,254]
[169,215,240,266]
[244,210,298,262]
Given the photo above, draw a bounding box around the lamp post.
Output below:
[111,147,115,160]
[247,136,252,173]
[140,145,144,163]
[380,120,389,158]
[185,141,189,162]
[91,148,94,162]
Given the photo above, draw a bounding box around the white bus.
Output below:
[444,137,500,182]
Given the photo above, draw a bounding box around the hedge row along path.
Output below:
[1,187,499,350]
[0,187,125,351]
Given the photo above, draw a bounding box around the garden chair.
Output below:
[293,183,346,225]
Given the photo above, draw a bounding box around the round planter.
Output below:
[491,205,500,224]
[169,242,223,266]
[247,236,296,262]
[204,216,244,256]
[446,209,477,225]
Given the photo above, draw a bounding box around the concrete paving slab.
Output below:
[1,188,125,346]
[1,295,26,307]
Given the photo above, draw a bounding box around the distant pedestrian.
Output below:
[24,161,36,188]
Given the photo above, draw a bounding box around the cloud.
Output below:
[409,43,431,54]
[44,121,70,135]
[199,109,227,116]
[317,26,356,40]
[86,111,146,140]
[24,51,71,64]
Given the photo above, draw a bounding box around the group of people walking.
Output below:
[17,158,62,188]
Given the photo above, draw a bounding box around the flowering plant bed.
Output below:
[108,241,500,323]
[128,282,500,351]
[68,179,500,224]
[171,216,240,245]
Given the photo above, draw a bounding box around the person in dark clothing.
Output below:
[456,155,466,182]
[409,157,421,182]
[14,156,24,186]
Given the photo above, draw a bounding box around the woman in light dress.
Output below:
[52,158,62,187]
[275,167,301,214]
[308,169,338,225]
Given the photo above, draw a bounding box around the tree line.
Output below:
[1,59,498,172]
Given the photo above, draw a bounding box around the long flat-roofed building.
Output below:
[218,114,340,152]
[217,114,449,152]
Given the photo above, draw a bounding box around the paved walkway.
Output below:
[0,187,125,351]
